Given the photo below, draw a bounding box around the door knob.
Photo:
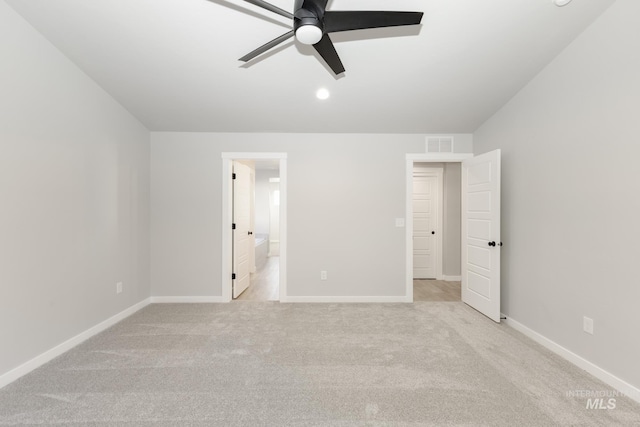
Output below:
[248,231,253,236]
[431,231,435,235]
[488,241,496,247]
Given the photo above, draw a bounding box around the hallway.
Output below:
[413,279,461,302]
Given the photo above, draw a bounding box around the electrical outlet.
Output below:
[583,316,594,335]
[320,271,327,281]
[116,282,123,294]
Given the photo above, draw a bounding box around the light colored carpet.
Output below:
[1,302,639,426]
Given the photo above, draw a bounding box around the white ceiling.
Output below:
[5,0,615,133]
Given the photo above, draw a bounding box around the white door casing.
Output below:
[233,161,251,298]
[413,172,441,279]
[461,150,501,322]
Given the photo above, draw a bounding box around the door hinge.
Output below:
[232,273,236,280]
[232,223,236,230]
[232,173,236,180]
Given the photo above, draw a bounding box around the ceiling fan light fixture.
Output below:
[296,24,322,45]
[554,0,573,6]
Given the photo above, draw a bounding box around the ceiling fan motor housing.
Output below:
[293,0,325,44]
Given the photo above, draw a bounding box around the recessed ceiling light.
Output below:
[316,88,330,100]
[554,0,573,6]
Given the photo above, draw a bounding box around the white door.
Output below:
[413,175,439,278]
[233,162,251,298]
[461,150,501,322]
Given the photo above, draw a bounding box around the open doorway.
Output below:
[235,161,281,301]
[412,162,462,302]
[407,151,502,322]
[221,153,287,303]
[405,154,472,302]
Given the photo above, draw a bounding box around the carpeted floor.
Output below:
[1,302,639,426]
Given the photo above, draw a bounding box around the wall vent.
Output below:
[426,136,454,153]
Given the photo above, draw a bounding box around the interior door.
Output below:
[461,150,501,322]
[233,161,251,298]
[413,175,438,278]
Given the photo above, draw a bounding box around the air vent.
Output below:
[426,136,454,153]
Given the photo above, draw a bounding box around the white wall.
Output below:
[151,133,432,298]
[474,0,640,389]
[268,180,280,251]
[254,169,278,236]
[0,3,150,379]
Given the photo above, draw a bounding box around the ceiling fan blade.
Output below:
[313,34,345,75]
[316,0,329,12]
[323,11,423,33]
[242,0,294,20]
[239,30,295,62]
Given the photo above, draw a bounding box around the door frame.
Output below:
[405,153,473,301]
[222,153,287,302]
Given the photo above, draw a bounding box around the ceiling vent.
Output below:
[426,136,454,153]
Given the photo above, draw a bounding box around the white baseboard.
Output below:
[150,296,227,303]
[503,314,640,404]
[443,275,462,281]
[0,298,151,390]
[281,296,412,303]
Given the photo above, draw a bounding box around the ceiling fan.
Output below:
[238,0,424,75]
